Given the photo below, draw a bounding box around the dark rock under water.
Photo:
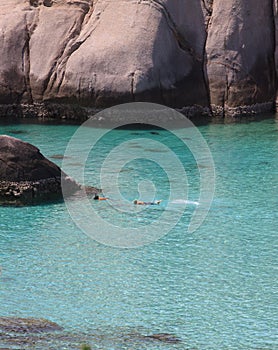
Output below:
[0,318,182,349]
[0,317,63,334]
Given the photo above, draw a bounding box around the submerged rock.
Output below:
[0,325,183,349]
[0,135,80,204]
[143,332,181,343]
[0,317,63,333]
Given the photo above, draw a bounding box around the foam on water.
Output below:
[171,199,199,205]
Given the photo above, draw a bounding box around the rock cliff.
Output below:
[0,0,276,120]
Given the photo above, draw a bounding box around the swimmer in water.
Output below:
[133,199,162,205]
[94,194,109,200]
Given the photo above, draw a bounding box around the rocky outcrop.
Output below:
[0,0,276,120]
[0,135,80,204]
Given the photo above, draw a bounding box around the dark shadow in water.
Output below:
[0,111,276,129]
[0,196,65,208]
[0,117,81,126]
[5,129,29,135]
[50,154,72,160]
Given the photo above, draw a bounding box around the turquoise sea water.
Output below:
[0,117,277,349]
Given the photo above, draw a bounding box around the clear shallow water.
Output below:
[0,118,277,349]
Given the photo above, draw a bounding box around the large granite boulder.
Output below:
[274,1,278,79]
[53,0,209,110]
[0,0,276,120]
[0,135,80,204]
[206,0,276,117]
[0,0,209,119]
